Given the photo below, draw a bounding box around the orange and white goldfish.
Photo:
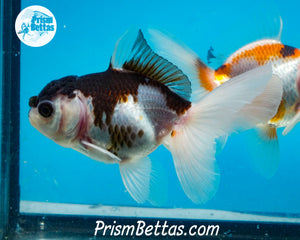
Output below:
[198,38,300,178]
[28,29,281,204]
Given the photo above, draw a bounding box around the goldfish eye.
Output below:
[38,101,54,118]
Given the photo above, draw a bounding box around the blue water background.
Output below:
[20,0,300,214]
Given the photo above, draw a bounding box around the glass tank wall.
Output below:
[20,0,300,214]
[1,0,21,238]
[0,0,3,237]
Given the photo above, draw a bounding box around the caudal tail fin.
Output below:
[163,64,282,204]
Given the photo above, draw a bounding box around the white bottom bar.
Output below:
[20,200,300,223]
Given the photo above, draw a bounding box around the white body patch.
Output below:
[76,85,179,162]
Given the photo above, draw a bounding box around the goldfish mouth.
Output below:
[28,108,38,128]
[28,96,38,126]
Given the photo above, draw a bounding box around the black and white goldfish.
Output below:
[28,29,282,204]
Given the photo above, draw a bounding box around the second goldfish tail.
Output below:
[163,65,279,204]
[247,125,280,179]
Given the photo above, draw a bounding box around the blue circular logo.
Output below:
[15,5,57,47]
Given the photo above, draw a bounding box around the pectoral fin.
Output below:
[79,140,121,163]
[282,110,300,135]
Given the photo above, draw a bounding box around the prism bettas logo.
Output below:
[15,6,57,47]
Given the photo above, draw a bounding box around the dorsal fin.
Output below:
[276,16,283,41]
[111,29,191,100]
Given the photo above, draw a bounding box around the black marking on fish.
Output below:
[138,130,144,138]
[29,96,38,107]
[33,67,191,130]
[108,123,138,153]
[35,75,78,103]
[280,45,296,58]
[131,132,136,141]
[216,64,226,71]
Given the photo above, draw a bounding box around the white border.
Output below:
[20,201,300,223]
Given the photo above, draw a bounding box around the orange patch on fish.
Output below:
[270,99,286,124]
[214,44,300,85]
[230,43,300,66]
[197,60,217,91]
[214,64,231,84]
[171,130,176,137]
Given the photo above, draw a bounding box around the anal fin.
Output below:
[119,156,167,205]
[249,125,279,179]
